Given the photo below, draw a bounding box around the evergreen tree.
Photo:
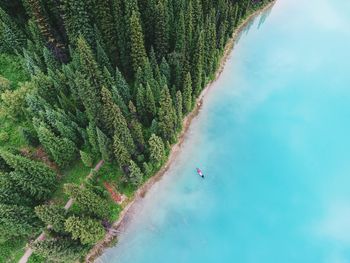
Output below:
[192,30,204,97]
[144,83,157,123]
[96,127,113,162]
[183,72,193,113]
[175,90,183,129]
[35,124,77,169]
[157,86,177,142]
[128,160,143,186]
[87,121,100,157]
[129,11,147,76]
[0,7,26,53]
[64,215,105,245]
[115,67,131,103]
[80,150,93,168]
[148,134,165,164]
[154,1,169,60]
[31,237,88,262]
[113,134,131,169]
[64,183,109,219]
[35,204,66,232]
[0,204,40,241]
[0,151,56,200]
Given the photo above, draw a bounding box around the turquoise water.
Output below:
[98,0,350,262]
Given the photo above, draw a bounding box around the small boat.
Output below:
[196,168,204,178]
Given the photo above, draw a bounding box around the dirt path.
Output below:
[18,160,104,263]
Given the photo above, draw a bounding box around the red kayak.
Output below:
[196,168,204,178]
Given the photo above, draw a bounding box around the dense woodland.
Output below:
[0,0,272,261]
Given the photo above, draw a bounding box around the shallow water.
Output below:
[98,0,350,262]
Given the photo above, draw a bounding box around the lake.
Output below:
[97,0,350,262]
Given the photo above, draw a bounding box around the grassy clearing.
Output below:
[0,239,26,263]
[0,54,29,87]
[51,160,92,205]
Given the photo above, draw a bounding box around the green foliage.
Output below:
[0,151,56,200]
[157,86,177,143]
[34,204,66,232]
[35,124,77,169]
[129,11,147,76]
[0,204,40,241]
[64,215,105,245]
[64,183,109,219]
[31,237,88,262]
[148,134,165,164]
[79,150,93,168]
[128,160,143,186]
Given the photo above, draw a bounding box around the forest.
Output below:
[0,0,272,262]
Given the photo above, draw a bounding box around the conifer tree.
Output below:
[31,238,88,262]
[154,1,169,60]
[192,30,204,97]
[61,0,94,46]
[128,160,143,186]
[101,87,135,154]
[115,67,131,103]
[97,41,113,74]
[183,72,192,113]
[96,127,113,162]
[113,134,131,169]
[144,83,157,123]
[175,90,183,129]
[148,134,165,164]
[36,125,77,169]
[80,150,93,168]
[0,151,56,200]
[0,172,25,205]
[129,11,147,76]
[64,216,105,245]
[0,7,26,53]
[0,204,40,241]
[157,86,177,142]
[87,121,100,157]
[64,183,109,219]
[35,204,66,232]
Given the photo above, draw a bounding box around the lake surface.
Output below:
[97,0,350,262]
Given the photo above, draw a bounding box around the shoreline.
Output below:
[85,2,276,262]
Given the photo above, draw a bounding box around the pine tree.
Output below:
[0,204,40,241]
[148,134,165,164]
[35,204,66,232]
[144,83,157,123]
[101,87,135,154]
[192,30,204,97]
[31,237,88,262]
[87,121,100,157]
[154,1,169,60]
[96,127,113,162]
[180,68,190,102]
[80,150,93,168]
[64,216,105,245]
[0,7,26,53]
[157,86,177,142]
[175,90,183,129]
[64,183,109,219]
[0,151,56,200]
[35,125,77,169]
[0,172,25,205]
[129,11,147,76]
[96,41,113,73]
[128,160,143,186]
[115,67,131,103]
[61,0,94,46]
[113,134,131,169]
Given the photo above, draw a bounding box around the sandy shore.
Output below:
[85,2,276,262]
